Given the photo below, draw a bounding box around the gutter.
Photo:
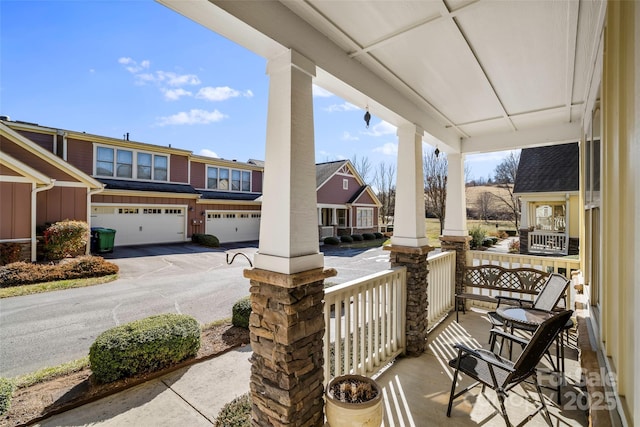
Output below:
[32,180,56,261]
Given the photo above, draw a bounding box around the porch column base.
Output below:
[384,244,433,356]
[243,267,337,427]
[439,235,471,312]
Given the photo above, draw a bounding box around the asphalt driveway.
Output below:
[0,242,391,377]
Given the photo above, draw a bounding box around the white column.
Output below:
[331,208,337,225]
[391,124,429,247]
[254,50,323,274]
[520,199,529,229]
[317,208,322,226]
[442,152,468,236]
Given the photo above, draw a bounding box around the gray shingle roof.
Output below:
[316,160,348,187]
[513,143,579,193]
[199,191,261,201]
[98,179,199,194]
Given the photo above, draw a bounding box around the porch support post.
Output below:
[386,124,433,356]
[439,152,471,312]
[247,49,333,427]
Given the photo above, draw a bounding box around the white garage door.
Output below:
[91,205,186,246]
[205,211,261,243]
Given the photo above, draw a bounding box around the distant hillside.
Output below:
[465,185,514,220]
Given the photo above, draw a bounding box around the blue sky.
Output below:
[1,0,507,182]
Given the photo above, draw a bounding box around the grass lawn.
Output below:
[424,218,517,248]
[0,275,118,299]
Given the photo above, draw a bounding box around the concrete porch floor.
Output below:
[374,308,588,426]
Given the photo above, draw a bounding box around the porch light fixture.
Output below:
[434,147,440,158]
[364,107,371,128]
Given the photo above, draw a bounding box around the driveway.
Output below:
[0,242,390,377]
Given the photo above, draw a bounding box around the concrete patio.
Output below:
[375,308,588,426]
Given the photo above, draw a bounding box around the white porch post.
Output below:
[391,124,429,247]
[317,208,322,225]
[520,199,529,229]
[331,207,337,225]
[253,50,324,274]
[442,152,468,237]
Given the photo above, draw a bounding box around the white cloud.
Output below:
[195,86,253,101]
[325,102,359,113]
[342,131,359,141]
[155,70,201,86]
[156,109,227,126]
[118,57,150,74]
[373,142,398,156]
[162,88,192,101]
[199,149,219,158]
[312,85,334,98]
[365,121,396,137]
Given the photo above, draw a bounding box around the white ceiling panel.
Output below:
[455,1,569,115]
[457,117,513,137]
[510,107,570,130]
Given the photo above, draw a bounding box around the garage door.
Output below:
[205,211,261,243]
[91,205,186,246]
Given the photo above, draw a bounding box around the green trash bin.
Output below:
[92,227,116,253]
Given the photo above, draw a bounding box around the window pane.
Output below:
[242,171,251,192]
[207,167,218,189]
[231,170,241,191]
[154,155,168,181]
[116,150,132,178]
[137,153,152,179]
[96,147,114,176]
[219,168,229,190]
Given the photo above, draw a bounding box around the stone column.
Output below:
[386,245,433,355]
[245,267,336,427]
[439,236,471,311]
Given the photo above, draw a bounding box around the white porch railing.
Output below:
[323,267,406,385]
[426,251,456,326]
[320,226,334,239]
[529,231,569,255]
[468,250,580,309]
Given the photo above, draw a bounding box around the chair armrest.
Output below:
[489,328,529,348]
[453,343,515,372]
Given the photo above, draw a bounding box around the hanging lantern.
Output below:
[364,108,371,128]
[434,147,440,158]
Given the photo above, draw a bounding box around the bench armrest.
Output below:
[495,295,534,308]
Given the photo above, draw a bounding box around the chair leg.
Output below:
[533,373,553,425]
[447,367,460,417]
[496,390,512,427]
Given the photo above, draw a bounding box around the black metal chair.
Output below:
[446,310,573,426]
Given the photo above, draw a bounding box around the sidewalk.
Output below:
[34,345,252,427]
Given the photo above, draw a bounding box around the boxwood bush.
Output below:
[0,377,14,415]
[89,314,200,384]
[362,233,376,241]
[193,234,219,247]
[374,232,384,239]
[323,236,340,245]
[232,296,251,329]
[351,234,364,241]
[215,392,251,427]
[340,235,353,243]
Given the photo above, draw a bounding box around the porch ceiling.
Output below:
[157,0,606,153]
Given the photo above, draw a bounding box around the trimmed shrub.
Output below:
[374,232,384,239]
[469,226,486,249]
[351,234,363,241]
[0,377,14,416]
[0,256,118,288]
[323,236,340,245]
[215,392,251,427]
[0,243,21,266]
[340,235,353,243]
[89,314,200,384]
[191,233,203,243]
[43,220,90,260]
[232,296,251,329]
[198,234,220,248]
[490,237,499,245]
[482,237,494,247]
[362,233,376,241]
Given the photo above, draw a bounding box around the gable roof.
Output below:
[0,151,52,185]
[348,185,382,207]
[513,143,579,194]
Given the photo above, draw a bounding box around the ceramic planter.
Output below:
[325,374,383,427]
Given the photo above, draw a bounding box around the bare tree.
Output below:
[373,162,396,228]
[493,151,521,229]
[350,154,372,184]
[476,191,495,222]
[423,147,448,235]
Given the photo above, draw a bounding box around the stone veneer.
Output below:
[439,236,471,312]
[385,245,433,356]
[244,267,337,427]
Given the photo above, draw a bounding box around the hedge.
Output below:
[362,233,376,241]
[89,314,200,383]
[351,234,363,241]
[215,392,251,427]
[340,235,353,243]
[192,234,220,247]
[323,236,340,245]
[232,296,251,329]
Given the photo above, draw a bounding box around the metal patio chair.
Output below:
[446,310,573,426]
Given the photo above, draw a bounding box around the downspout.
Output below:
[32,179,56,261]
[86,185,105,254]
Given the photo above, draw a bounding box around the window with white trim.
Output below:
[95,145,168,181]
[343,179,348,190]
[207,166,252,192]
[356,207,373,228]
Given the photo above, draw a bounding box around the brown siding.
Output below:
[0,165,21,176]
[353,190,376,205]
[36,187,87,225]
[317,175,360,204]
[190,162,206,188]
[170,154,189,183]
[15,130,55,153]
[252,170,263,193]
[66,138,94,175]
[0,181,31,239]
[0,137,78,182]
